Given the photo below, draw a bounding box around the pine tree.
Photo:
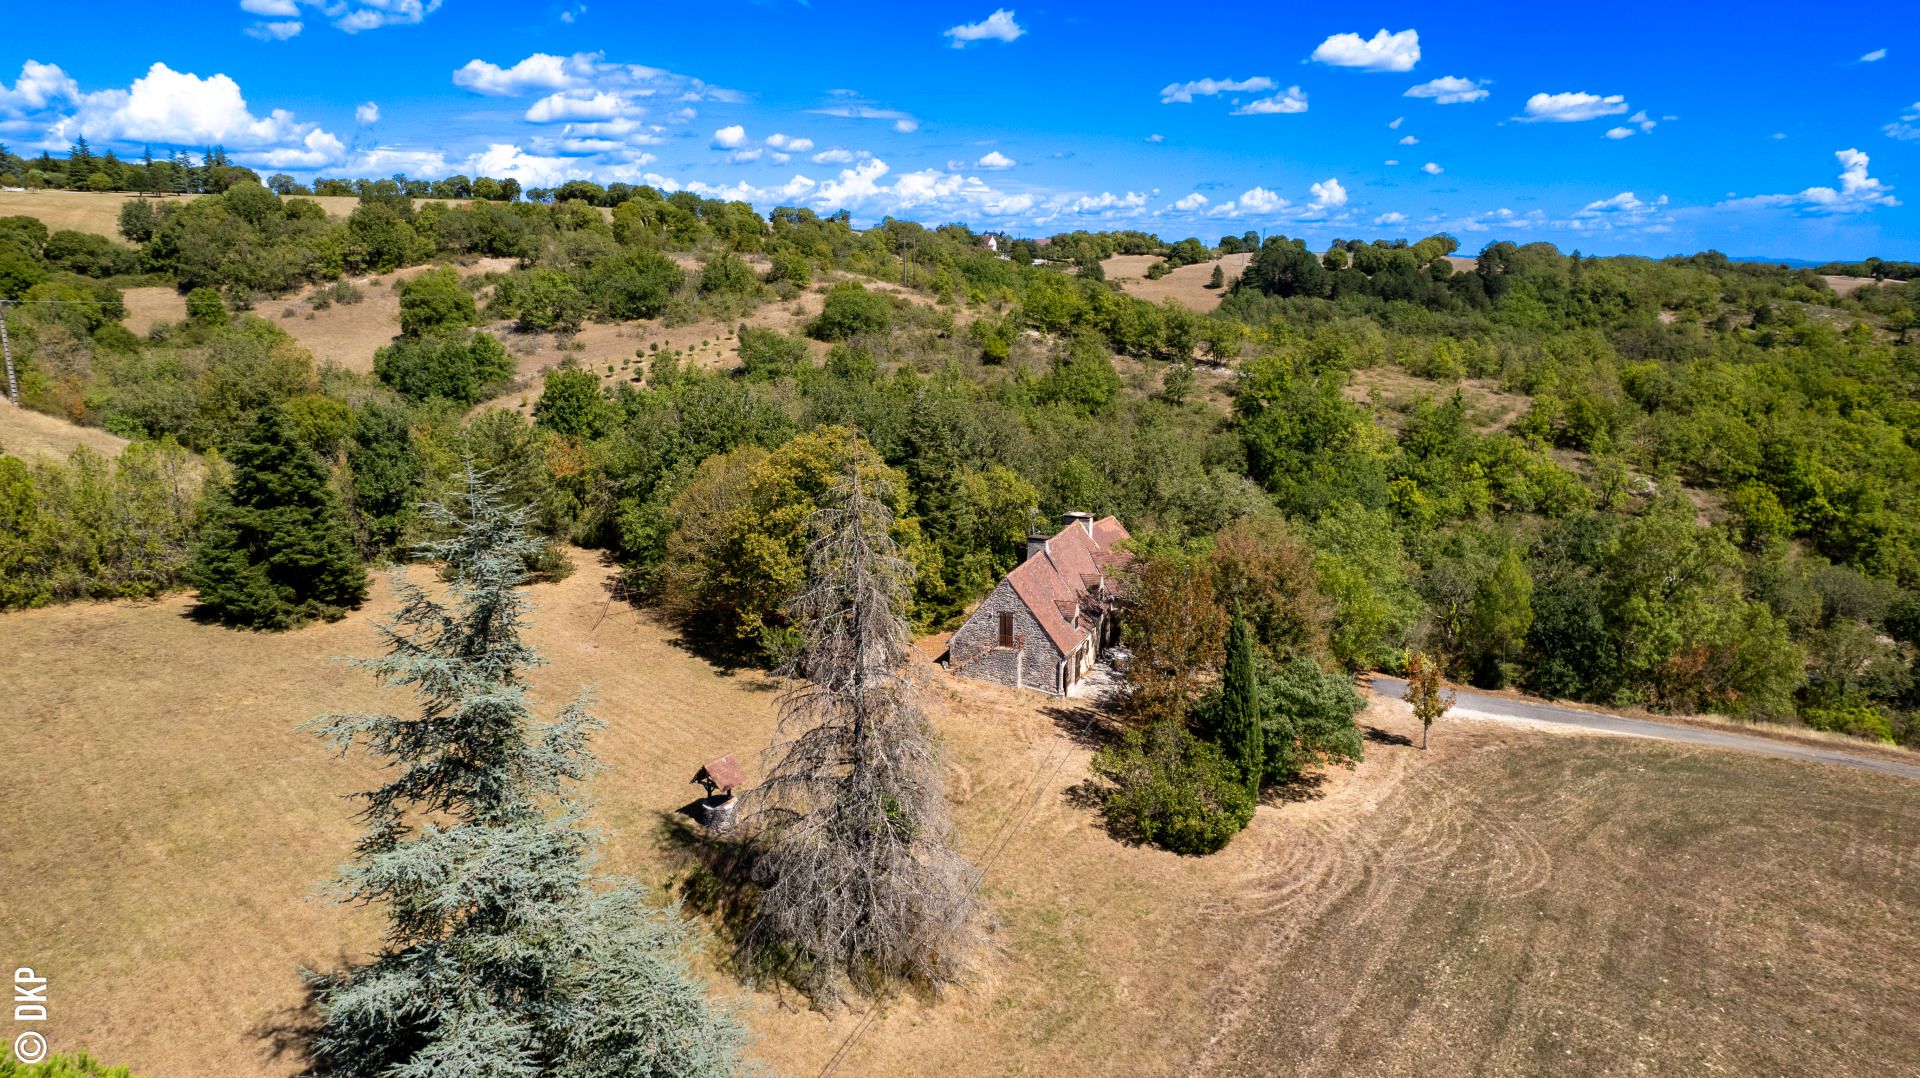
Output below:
[1217,611,1264,792]
[1207,263,1226,289]
[745,454,979,1000]
[186,408,366,629]
[305,471,746,1076]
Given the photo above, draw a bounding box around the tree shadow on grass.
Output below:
[1363,724,1414,747]
[1042,701,1119,749]
[249,954,354,1073]
[650,809,821,1010]
[1260,771,1331,805]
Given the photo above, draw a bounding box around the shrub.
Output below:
[396,265,476,336]
[493,268,586,332]
[184,287,226,325]
[586,247,683,320]
[373,331,514,405]
[698,251,758,297]
[532,365,614,437]
[1803,705,1897,744]
[809,281,893,340]
[737,325,808,380]
[1090,722,1255,854]
[0,1049,141,1076]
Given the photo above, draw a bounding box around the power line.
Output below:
[0,299,15,405]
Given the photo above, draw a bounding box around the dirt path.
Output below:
[1368,675,1920,781]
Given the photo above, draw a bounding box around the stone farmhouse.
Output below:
[947,512,1130,696]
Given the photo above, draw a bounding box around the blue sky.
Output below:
[3,2,1917,257]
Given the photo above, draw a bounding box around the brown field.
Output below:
[0,401,130,458]
[1103,253,1252,313]
[1345,366,1532,433]
[3,550,1917,1076]
[118,286,186,334]
[0,189,466,240]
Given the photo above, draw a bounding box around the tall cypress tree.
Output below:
[305,471,746,1076]
[1218,611,1264,792]
[186,408,366,629]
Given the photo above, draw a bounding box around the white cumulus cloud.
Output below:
[1233,86,1308,115]
[1404,76,1488,104]
[1238,186,1288,213]
[945,9,1024,47]
[711,124,747,149]
[355,101,379,124]
[1308,178,1347,210]
[1159,76,1274,104]
[1374,211,1408,225]
[1605,127,1633,139]
[1311,29,1420,72]
[526,91,628,123]
[1519,91,1628,123]
[975,150,1015,169]
[1398,135,1418,145]
[34,62,345,169]
[1422,162,1443,174]
[1860,48,1887,63]
[1173,192,1208,211]
[1721,147,1899,215]
[765,133,814,152]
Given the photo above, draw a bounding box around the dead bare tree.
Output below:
[741,455,979,1001]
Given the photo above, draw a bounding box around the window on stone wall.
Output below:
[998,612,1014,647]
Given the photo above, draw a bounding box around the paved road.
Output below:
[1368,675,1920,781]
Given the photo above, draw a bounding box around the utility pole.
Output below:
[0,299,16,406]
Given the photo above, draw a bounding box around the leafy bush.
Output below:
[1255,657,1364,783]
[396,265,476,336]
[0,1049,141,1076]
[809,281,893,340]
[737,325,809,380]
[698,251,758,297]
[373,331,514,405]
[184,286,226,325]
[585,247,683,320]
[492,268,586,332]
[1090,722,1255,855]
[532,365,615,437]
[1803,705,1897,744]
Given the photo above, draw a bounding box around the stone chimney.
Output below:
[1025,532,1051,563]
[1062,511,1094,539]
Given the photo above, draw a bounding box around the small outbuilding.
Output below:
[692,753,747,799]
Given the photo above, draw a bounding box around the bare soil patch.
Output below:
[1104,254,1251,313]
[0,402,130,458]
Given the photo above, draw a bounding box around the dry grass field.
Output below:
[0,401,130,458]
[2,550,1917,1076]
[0,189,465,240]
[1103,253,1252,313]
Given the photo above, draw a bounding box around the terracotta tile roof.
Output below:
[1003,516,1131,655]
[694,753,747,793]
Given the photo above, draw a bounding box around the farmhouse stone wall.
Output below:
[950,578,1065,694]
